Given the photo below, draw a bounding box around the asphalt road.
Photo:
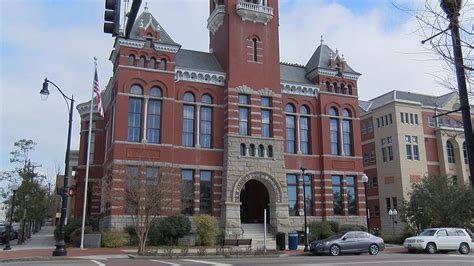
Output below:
[2,252,474,266]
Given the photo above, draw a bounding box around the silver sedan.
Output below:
[310,231,385,256]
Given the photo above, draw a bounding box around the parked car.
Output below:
[403,228,472,254]
[310,231,385,256]
[0,224,6,244]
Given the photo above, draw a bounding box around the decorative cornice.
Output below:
[175,67,226,86]
[207,5,225,34]
[257,87,277,97]
[118,38,145,49]
[154,43,180,53]
[307,67,360,81]
[280,82,319,97]
[116,38,180,54]
[234,85,254,94]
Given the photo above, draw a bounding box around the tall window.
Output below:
[128,55,135,66]
[463,142,469,164]
[147,87,162,143]
[182,92,195,147]
[405,135,419,160]
[342,109,352,155]
[332,175,342,215]
[303,174,313,215]
[146,167,159,186]
[447,140,455,163]
[149,57,156,69]
[139,56,146,68]
[239,94,250,136]
[200,94,213,148]
[240,143,247,156]
[329,107,339,155]
[287,174,298,216]
[160,59,167,70]
[346,176,356,215]
[261,97,272,137]
[300,106,310,154]
[252,38,258,62]
[128,85,143,142]
[285,104,296,153]
[200,170,212,214]
[181,170,194,215]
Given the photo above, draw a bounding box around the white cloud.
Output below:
[0,0,459,179]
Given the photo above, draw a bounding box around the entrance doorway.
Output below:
[240,180,269,223]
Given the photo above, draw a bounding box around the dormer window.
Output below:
[145,33,153,48]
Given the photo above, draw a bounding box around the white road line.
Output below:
[314,259,474,265]
[150,259,181,266]
[181,259,232,266]
[90,260,105,266]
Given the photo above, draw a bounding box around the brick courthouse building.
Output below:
[75,0,367,236]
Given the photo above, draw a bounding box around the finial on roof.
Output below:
[320,35,324,44]
[335,48,339,56]
[144,2,149,12]
[341,54,345,62]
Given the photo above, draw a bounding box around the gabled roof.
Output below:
[305,42,359,75]
[129,9,179,46]
[360,90,460,112]
[280,63,314,85]
[176,49,224,73]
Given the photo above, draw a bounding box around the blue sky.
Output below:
[0,0,460,191]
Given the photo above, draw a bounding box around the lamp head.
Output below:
[40,78,50,101]
[362,173,369,183]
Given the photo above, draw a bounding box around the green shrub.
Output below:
[308,221,334,241]
[124,225,138,245]
[54,217,99,242]
[149,215,191,245]
[193,214,219,246]
[101,231,129,247]
[328,221,340,233]
[69,226,93,247]
[339,224,367,232]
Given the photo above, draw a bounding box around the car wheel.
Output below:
[329,244,341,256]
[459,243,470,255]
[425,242,437,254]
[369,244,379,255]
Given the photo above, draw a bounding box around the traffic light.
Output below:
[67,188,74,197]
[104,0,121,36]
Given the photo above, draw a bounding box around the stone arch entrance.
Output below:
[240,179,269,223]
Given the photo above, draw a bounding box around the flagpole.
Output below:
[80,57,98,249]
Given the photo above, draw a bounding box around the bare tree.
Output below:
[103,165,178,254]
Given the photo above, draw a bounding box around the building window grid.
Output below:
[332,175,343,215]
[182,105,195,146]
[261,97,272,138]
[447,140,455,163]
[239,94,250,136]
[181,170,194,215]
[300,116,310,154]
[405,135,419,161]
[200,106,212,148]
[147,99,161,143]
[287,174,298,216]
[199,170,212,214]
[128,98,142,142]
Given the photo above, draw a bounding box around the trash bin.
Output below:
[276,232,286,251]
[288,232,298,250]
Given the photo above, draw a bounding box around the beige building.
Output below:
[359,90,473,235]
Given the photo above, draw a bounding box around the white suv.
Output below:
[403,228,472,254]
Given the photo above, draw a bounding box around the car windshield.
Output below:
[326,232,346,240]
[419,229,437,236]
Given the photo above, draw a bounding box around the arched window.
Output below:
[249,144,256,156]
[145,33,153,48]
[139,56,146,68]
[447,140,455,163]
[463,142,469,164]
[348,85,353,95]
[285,104,296,153]
[200,94,213,148]
[333,82,338,93]
[240,143,247,156]
[258,145,264,157]
[128,85,143,142]
[329,107,339,155]
[130,84,143,95]
[252,38,258,62]
[160,59,167,70]
[128,55,135,66]
[342,108,352,155]
[300,105,310,154]
[182,92,195,147]
[201,94,213,104]
[340,84,346,94]
[150,86,162,97]
[149,57,156,69]
[267,145,273,158]
[326,81,331,92]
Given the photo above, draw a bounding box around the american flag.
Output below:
[93,66,104,117]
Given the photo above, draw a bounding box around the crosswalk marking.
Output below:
[181,259,232,266]
[90,260,105,266]
[150,259,181,265]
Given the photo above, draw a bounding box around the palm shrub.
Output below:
[193,214,219,246]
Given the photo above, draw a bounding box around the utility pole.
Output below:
[440,0,474,187]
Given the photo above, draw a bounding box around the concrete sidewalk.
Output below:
[3,226,56,251]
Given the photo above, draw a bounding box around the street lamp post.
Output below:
[388,208,398,236]
[301,167,309,252]
[361,174,370,233]
[440,0,474,187]
[40,78,74,257]
[3,184,19,251]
